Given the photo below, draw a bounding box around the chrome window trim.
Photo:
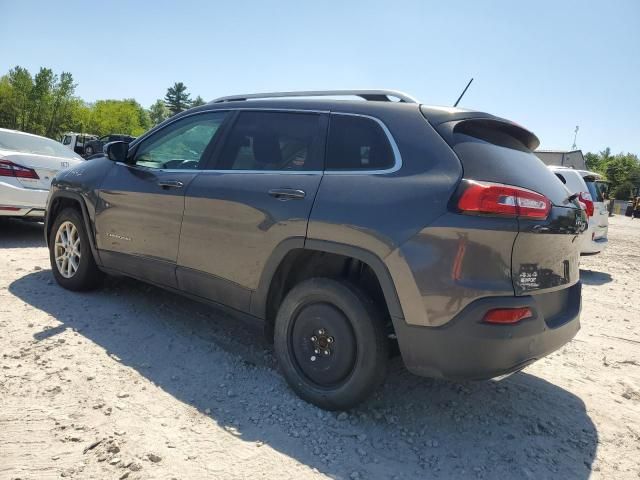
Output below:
[127,108,402,175]
[323,112,402,175]
[115,163,323,175]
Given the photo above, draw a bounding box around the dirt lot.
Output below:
[1,215,639,480]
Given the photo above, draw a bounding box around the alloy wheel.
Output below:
[54,221,82,278]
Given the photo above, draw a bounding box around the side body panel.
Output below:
[177,172,322,312]
[94,164,198,287]
[393,214,518,327]
[308,106,464,326]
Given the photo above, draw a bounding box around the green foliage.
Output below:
[191,95,206,107]
[84,99,152,136]
[149,99,170,126]
[164,82,192,115]
[0,65,78,139]
[585,148,640,199]
[0,66,207,141]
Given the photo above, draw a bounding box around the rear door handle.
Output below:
[158,180,184,189]
[268,188,306,200]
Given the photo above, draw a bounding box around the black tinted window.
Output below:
[216,111,324,171]
[326,115,394,170]
[450,122,571,206]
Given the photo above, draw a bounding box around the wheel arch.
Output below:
[251,238,404,326]
[46,191,101,265]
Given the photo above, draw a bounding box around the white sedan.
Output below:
[1,128,84,219]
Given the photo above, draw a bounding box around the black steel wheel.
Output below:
[274,278,388,410]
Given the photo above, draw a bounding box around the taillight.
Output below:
[457,180,551,219]
[0,159,39,179]
[579,192,594,217]
[484,307,533,324]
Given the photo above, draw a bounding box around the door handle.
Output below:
[268,188,306,200]
[158,180,184,189]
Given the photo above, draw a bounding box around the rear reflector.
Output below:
[0,206,22,211]
[457,180,551,219]
[0,159,40,179]
[484,307,533,324]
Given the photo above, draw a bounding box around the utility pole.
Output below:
[571,125,579,150]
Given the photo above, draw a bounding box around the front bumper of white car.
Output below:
[0,180,49,218]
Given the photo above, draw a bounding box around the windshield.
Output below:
[0,131,83,160]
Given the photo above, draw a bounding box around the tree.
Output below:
[7,66,33,130]
[0,75,19,129]
[164,82,191,115]
[26,67,54,134]
[603,154,640,199]
[46,71,76,138]
[86,99,152,136]
[584,148,640,199]
[191,95,206,107]
[149,99,169,125]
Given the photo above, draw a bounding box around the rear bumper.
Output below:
[0,206,46,217]
[0,181,48,217]
[581,227,608,255]
[394,282,581,380]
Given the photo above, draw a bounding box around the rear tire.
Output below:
[274,278,388,410]
[49,207,104,291]
[84,145,94,156]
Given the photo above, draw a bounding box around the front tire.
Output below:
[274,278,388,410]
[49,207,104,291]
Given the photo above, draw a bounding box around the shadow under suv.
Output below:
[45,90,586,410]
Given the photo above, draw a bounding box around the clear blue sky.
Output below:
[1,0,639,153]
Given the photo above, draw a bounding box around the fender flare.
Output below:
[45,190,102,266]
[250,238,404,321]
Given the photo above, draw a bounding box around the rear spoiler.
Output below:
[420,106,540,150]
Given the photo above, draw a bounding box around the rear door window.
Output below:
[326,115,395,170]
[215,111,325,171]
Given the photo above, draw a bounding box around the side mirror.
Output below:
[105,141,129,162]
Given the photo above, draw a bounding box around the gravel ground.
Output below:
[1,215,639,480]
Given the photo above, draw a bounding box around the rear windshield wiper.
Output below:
[565,193,579,204]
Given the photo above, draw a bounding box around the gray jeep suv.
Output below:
[45,90,586,410]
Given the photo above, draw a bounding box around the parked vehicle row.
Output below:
[61,132,135,157]
[42,90,589,410]
[549,166,609,255]
[61,132,97,156]
[84,134,135,157]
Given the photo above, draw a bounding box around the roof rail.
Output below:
[210,89,419,104]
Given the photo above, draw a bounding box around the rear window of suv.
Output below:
[584,179,604,202]
[447,121,571,206]
[326,115,394,171]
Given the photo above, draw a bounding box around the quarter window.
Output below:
[133,112,227,169]
[216,111,324,171]
[326,115,394,170]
